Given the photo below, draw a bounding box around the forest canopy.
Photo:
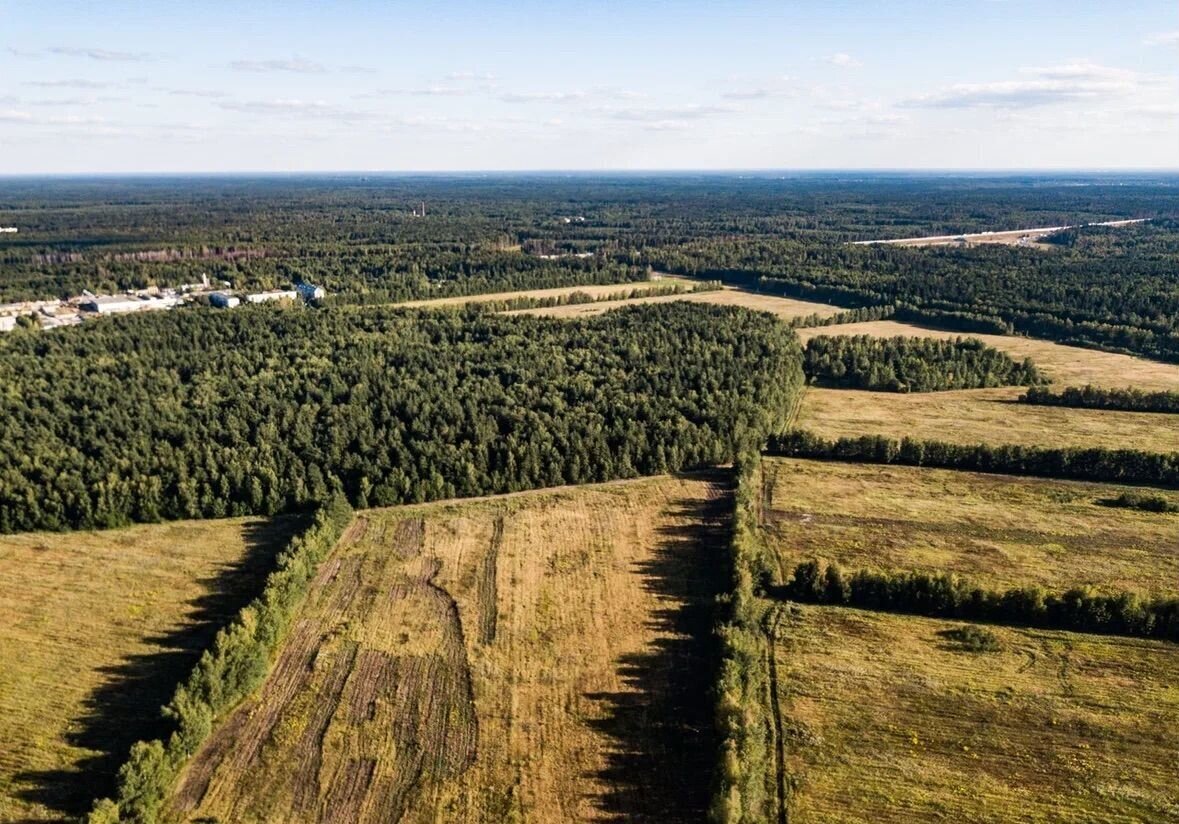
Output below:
[0,301,802,533]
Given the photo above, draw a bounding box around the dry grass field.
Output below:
[0,516,298,823]
[168,474,727,824]
[797,386,1179,452]
[392,277,696,309]
[773,604,1179,824]
[508,285,842,321]
[761,457,1179,596]
[795,321,1179,390]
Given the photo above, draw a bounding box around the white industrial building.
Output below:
[245,289,298,304]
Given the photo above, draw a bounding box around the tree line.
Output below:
[1021,384,1179,414]
[803,334,1043,392]
[767,431,1179,488]
[783,560,1179,642]
[88,493,354,823]
[0,302,801,533]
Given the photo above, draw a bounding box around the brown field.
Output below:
[392,277,696,309]
[773,604,1179,823]
[0,516,297,822]
[797,386,1179,452]
[761,457,1179,596]
[509,286,842,321]
[795,321,1179,390]
[169,474,727,824]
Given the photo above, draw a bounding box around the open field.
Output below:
[169,474,727,823]
[761,457,1179,596]
[796,321,1179,390]
[773,603,1179,823]
[797,386,1179,452]
[848,219,1148,248]
[508,286,843,321]
[391,277,696,309]
[0,516,298,822]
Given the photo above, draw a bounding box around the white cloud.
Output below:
[26,79,110,89]
[500,90,586,103]
[1143,30,1179,46]
[49,46,150,61]
[825,53,862,68]
[218,98,372,120]
[0,109,34,122]
[445,71,496,82]
[230,57,326,73]
[900,61,1145,109]
[166,88,228,98]
[605,104,735,122]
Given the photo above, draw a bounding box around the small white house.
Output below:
[0,315,17,332]
[210,292,241,309]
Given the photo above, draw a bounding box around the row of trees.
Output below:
[89,494,354,823]
[767,431,1179,488]
[803,334,1043,392]
[1021,384,1179,414]
[0,302,802,533]
[784,560,1179,642]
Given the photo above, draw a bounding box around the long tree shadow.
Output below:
[584,471,732,822]
[14,513,306,820]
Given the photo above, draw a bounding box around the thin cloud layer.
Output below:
[901,62,1144,109]
[230,57,326,73]
[49,46,150,61]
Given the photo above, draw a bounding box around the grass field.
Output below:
[0,516,298,822]
[507,285,843,321]
[761,457,1179,596]
[773,603,1179,823]
[797,386,1179,452]
[795,321,1179,390]
[391,277,696,309]
[168,474,727,823]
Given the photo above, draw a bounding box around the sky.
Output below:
[0,0,1176,173]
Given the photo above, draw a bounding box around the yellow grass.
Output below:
[509,286,843,320]
[761,457,1179,596]
[774,604,1179,823]
[392,277,696,309]
[0,516,296,823]
[795,321,1179,390]
[169,474,725,823]
[797,386,1179,452]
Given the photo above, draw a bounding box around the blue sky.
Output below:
[1,0,1176,172]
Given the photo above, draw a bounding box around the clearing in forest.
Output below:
[773,603,1179,823]
[761,457,1179,596]
[0,516,298,823]
[168,474,727,824]
[509,285,842,320]
[391,277,696,309]
[795,321,1179,390]
[796,386,1179,452]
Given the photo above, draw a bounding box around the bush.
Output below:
[939,625,1001,652]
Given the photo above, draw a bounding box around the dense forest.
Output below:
[803,335,1043,392]
[1021,385,1179,414]
[0,301,800,533]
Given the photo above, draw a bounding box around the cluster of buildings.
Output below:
[0,279,327,334]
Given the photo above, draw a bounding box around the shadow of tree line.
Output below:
[584,470,732,822]
[14,514,305,821]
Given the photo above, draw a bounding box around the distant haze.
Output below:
[1,0,1177,173]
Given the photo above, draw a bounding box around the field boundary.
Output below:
[86,494,355,824]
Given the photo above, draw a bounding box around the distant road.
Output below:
[850,218,1150,247]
